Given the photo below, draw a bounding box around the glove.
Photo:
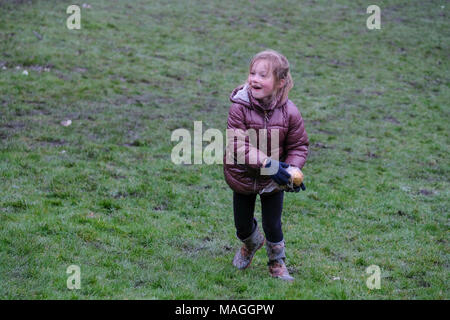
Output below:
[264,159,290,186]
[287,182,306,192]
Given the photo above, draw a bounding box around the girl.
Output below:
[223,50,309,281]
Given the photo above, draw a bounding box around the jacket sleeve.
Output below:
[283,105,309,169]
[225,103,269,169]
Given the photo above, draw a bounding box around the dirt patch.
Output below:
[111,172,127,180]
[123,138,152,147]
[2,121,26,130]
[113,191,129,198]
[29,64,52,72]
[331,251,347,262]
[418,189,434,196]
[396,210,407,217]
[73,67,87,73]
[395,210,417,221]
[36,137,67,147]
[53,70,71,81]
[153,203,168,211]
[366,151,379,158]
[22,102,52,116]
[343,147,352,153]
[312,142,329,149]
[0,121,27,139]
[384,116,401,124]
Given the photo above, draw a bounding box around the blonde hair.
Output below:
[248,49,293,104]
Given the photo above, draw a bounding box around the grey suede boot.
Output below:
[232,225,265,270]
[266,240,294,281]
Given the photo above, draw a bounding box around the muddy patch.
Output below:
[418,189,435,196]
[312,142,330,149]
[366,151,379,158]
[35,137,67,147]
[73,67,87,73]
[0,121,27,138]
[384,116,401,124]
[29,64,52,73]
[113,191,129,199]
[2,121,26,130]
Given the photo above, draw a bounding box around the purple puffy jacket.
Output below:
[223,84,309,195]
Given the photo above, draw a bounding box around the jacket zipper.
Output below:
[263,110,268,128]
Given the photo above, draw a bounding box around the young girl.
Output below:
[223,50,309,281]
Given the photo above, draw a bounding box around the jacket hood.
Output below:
[230,84,251,107]
[229,84,286,112]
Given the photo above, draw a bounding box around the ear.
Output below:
[277,78,286,89]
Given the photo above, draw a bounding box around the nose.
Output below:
[250,74,260,84]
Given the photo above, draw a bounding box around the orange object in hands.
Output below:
[286,166,304,186]
[259,164,305,194]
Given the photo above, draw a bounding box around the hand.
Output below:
[287,182,306,192]
[264,159,290,186]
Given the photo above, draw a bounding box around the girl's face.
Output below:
[248,59,278,101]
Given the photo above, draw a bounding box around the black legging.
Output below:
[233,191,284,243]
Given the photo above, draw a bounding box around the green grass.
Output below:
[0,0,448,299]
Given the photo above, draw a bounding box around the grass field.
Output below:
[0,0,448,299]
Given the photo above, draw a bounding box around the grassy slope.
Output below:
[0,0,448,299]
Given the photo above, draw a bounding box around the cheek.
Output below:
[264,80,275,91]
